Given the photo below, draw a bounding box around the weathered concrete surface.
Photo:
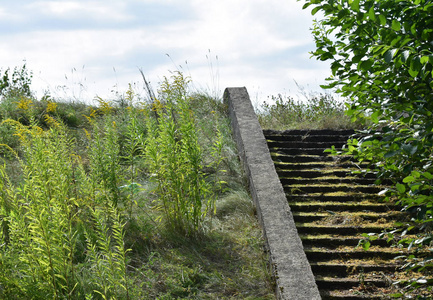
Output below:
[224,87,320,300]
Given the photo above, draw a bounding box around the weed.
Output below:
[0,67,275,299]
[256,93,367,130]
[144,72,218,236]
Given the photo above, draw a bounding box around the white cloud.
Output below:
[0,0,330,102]
[28,1,131,22]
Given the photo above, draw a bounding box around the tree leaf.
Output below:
[368,6,376,21]
[391,20,401,31]
[420,55,430,65]
[402,144,417,155]
[384,150,400,158]
[422,172,433,180]
[401,50,411,62]
[409,56,422,77]
[370,110,381,123]
[403,176,415,183]
[350,0,360,12]
[396,183,406,193]
[385,49,397,63]
[362,240,370,251]
[360,59,374,71]
[311,6,322,15]
[378,14,386,26]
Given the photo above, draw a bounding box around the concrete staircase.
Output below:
[224,87,429,299]
[264,129,409,299]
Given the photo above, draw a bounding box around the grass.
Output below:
[0,70,275,299]
[256,92,367,130]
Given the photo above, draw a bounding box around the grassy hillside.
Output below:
[0,67,275,299]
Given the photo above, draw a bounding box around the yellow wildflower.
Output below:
[45,114,60,128]
[46,101,57,113]
[95,96,113,114]
[16,97,33,110]
[152,99,164,112]
[83,128,91,140]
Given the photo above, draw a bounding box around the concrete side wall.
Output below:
[224,87,320,300]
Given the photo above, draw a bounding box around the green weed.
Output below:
[0,67,275,299]
[257,92,367,130]
[144,72,220,237]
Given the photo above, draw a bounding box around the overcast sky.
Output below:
[0,0,331,103]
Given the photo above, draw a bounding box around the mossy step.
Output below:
[296,224,388,235]
[274,162,367,175]
[270,148,337,156]
[271,153,353,163]
[289,203,391,212]
[267,141,347,149]
[293,211,404,223]
[264,134,352,142]
[310,262,399,276]
[300,236,390,248]
[263,129,355,136]
[293,215,399,225]
[320,291,384,300]
[304,249,405,260]
[274,162,369,170]
[286,185,382,194]
[281,177,377,185]
[315,276,389,290]
[288,194,384,202]
[278,170,376,178]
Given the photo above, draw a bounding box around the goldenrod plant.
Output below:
[0,66,275,299]
[144,72,219,236]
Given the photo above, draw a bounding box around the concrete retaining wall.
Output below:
[223,87,320,300]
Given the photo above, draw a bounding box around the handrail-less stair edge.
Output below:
[223,87,320,300]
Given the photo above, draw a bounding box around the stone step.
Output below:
[288,194,384,202]
[310,262,399,276]
[267,141,347,149]
[315,277,389,290]
[293,211,405,223]
[304,249,405,261]
[271,153,353,163]
[280,177,378,185]
[265,134,351,143]
[320,291,384,300]
[300,236,390,248]
[296,224,387,235]
[263,129,355,137]
[289,203,391,213]
[277,170,377,178]
[286,184,382,194]
[270,148,336,156]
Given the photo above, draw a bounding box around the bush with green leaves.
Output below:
[303,0,433,293]
[0,63,33,99]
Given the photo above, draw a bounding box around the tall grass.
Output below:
[144,72,223,236]
[0,67,275,299]
[257,92,366,130]
[0,115,132,299]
